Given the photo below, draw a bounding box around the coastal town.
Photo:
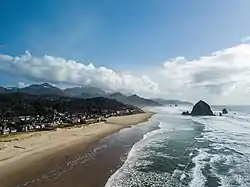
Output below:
[0,108,143,135]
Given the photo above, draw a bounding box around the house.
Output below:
[36,123,46,129]
[105,114,110,118]
[55,120,62,125]
[72,118,80,124]
[10,128,17,133]
[34,125,41,130]
[40,124,45,129]
[22,126,28,132]
[1,128,10,135]
[19,116,31,121]
[28,125,34,130]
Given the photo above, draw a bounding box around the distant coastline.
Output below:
[0,112,154,187]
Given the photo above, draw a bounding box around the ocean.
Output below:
[105,105,250,187]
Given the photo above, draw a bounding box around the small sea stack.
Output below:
[190,100,214,116]
[222,108,228,114]
[182,111,190,115]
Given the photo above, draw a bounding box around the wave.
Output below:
[106,106,250,187]
[105,117,172,187]
[189,149,208,187]
[199,111,250,186]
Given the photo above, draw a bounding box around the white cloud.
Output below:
[1,43,250,104]
[158,44,250,104]
[18,82,29,88]
[241,36,250,43]
[0,51,159,95]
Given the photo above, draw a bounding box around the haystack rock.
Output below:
[222,108,228,114]
[190,100,214,116]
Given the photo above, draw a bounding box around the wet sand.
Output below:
[0,112,155,187]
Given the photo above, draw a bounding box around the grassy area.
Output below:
[0,132,42,142]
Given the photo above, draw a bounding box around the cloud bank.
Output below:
[1,43,250,104]
[0,51,159,95]
[159,44,250,104]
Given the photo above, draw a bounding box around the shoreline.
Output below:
[0,112,154,187]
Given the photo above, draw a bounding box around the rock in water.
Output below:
[222,108,228,114]
[190,100,214,116]
[182,111,190,115]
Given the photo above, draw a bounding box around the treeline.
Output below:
[0,93,139,118]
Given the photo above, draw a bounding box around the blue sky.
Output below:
[1,0,250,66]
[1,1,250,103]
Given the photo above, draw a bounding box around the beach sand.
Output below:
[0,112,154,187]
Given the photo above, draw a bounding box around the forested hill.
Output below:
[0,93,140,117]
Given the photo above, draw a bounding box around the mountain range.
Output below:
[64,86,105,98]
[0,86,9,93]
[108,93,161,107]
[0,83,192,107]
[152,98,193,106]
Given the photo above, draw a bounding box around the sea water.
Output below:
[105,106,250,187]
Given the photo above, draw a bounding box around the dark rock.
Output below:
[222,108,228,114]
[182,111,190,115]
[175,104,178,107]
[190,100,214,116]
[219,112,222,116]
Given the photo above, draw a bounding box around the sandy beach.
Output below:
[0,112,154,187]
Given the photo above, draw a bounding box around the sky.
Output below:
[1,0,250,104]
